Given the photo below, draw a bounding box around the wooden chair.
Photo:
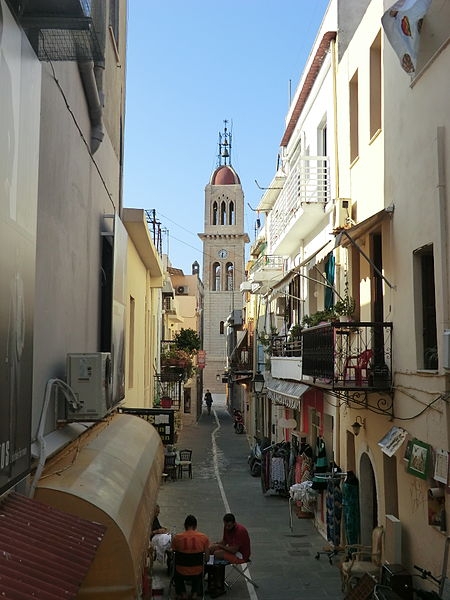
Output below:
[177,449,193,479]
[340,525,384,593]
[164,453,177,481]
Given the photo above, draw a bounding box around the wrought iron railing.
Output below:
[301,321,393,391]
[248,254,284,275]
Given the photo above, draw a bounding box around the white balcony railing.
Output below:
[270,155,329,248]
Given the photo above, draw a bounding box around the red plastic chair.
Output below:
[343,349,373,386]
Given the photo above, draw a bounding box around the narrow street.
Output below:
[151,398,342,599]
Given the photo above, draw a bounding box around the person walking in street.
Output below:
[171,514,210,600]
[207,513,251,597]
[204,389,213,415]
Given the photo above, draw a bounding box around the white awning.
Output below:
[265,375,309,410]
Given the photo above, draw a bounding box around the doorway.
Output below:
[359,452,378,546]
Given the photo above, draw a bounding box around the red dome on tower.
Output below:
[210,165,241,185]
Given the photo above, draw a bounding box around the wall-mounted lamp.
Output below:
[352,416,366,436]
[252,371,265,394]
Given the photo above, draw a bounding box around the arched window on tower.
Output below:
[220,200,226,225]
[212,262,221,291]
[212,201,218,225]
[226,262,234,291]
[219,321,225,334]
[229,201,234,225]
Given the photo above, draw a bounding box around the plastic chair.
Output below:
[168,551,206,599]
[343,349,373,386]
[164,453,177,481]
[178,449,193,479]
[340,525,384,593]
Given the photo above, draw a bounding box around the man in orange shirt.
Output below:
[171,514,210,600]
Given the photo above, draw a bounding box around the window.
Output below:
[414,245,437,369]
[219,321,225,335]
[220,201,226,225]
[370,33,382,139]
[212,201,218,225]
[349,70,359,163]
[226,262,234,291]
[228,201,234,225]
[212,262,221,291]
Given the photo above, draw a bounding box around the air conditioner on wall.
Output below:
[335,198,354,229]
[64,352,112,421]
[176,285,189,295]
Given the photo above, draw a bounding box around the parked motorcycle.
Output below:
[233,409,245,434]
[248,437,262,477]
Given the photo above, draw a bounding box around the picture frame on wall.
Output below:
[407,439,431,480]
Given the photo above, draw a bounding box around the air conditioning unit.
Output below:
[65,353,112,421]
[335,198,354,229]
[176,285,189,295]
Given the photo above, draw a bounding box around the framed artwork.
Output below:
[434,448,448,484]
[407,439,430,480]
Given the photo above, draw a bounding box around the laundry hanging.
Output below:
[342,470,360,546]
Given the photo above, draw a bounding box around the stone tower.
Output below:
[198,122,249,394]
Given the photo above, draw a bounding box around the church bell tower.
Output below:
[198,121,249,394]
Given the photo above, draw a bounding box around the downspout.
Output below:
[331,37,341,466]
[437,127,449,330]
[78,60,105,154]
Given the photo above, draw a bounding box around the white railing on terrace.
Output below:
[270,155,329,246]
[249,254,285,275]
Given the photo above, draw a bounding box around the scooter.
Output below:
[248,437,262,477]
[233,409,245,434]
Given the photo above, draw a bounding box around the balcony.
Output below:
[10,0,103,61]
[248,255,284,284]
[269,155,330,255]
[301,321,393,392]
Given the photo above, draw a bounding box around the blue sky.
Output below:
[123,1,330,274]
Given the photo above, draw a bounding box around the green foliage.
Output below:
[333,295,356,317]
[302,308,336,327]
[173,328,201,355]
[289,324,303,339]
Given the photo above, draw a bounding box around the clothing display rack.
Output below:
[314,469,348,565]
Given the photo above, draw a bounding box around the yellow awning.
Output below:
[35,413,164,600]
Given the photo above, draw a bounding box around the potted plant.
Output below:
[289,324,303,340]
[333,295,356,321]
[302,308,336,328]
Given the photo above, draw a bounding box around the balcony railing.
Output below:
[301,321,393,391]
[249,254,284,276]
[270,155,329,248]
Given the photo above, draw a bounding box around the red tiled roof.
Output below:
[0,492,106,600]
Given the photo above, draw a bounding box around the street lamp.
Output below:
[352,416,366,436]
[252,371,265,394]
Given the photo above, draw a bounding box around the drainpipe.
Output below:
[331,37,341,467]
[437,127,449,329]
[78,60,105,154]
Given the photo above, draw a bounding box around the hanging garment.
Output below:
[271,456,286,492]
[326,477,342,547]
[312,437,328,491]
[342,471,360,546]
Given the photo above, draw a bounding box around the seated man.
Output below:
[207,513,251,598]
[150,504,171,563]
[171,514,210,600]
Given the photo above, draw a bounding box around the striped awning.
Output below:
[0,492,105,600]
[265,375,309,410]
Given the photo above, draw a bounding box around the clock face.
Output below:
[218,249,228,259]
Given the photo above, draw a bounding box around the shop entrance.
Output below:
[359,451,378,546]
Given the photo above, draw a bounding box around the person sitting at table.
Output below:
[207,513,251,597]
[171,514,210,600]
[150,504,172,563]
